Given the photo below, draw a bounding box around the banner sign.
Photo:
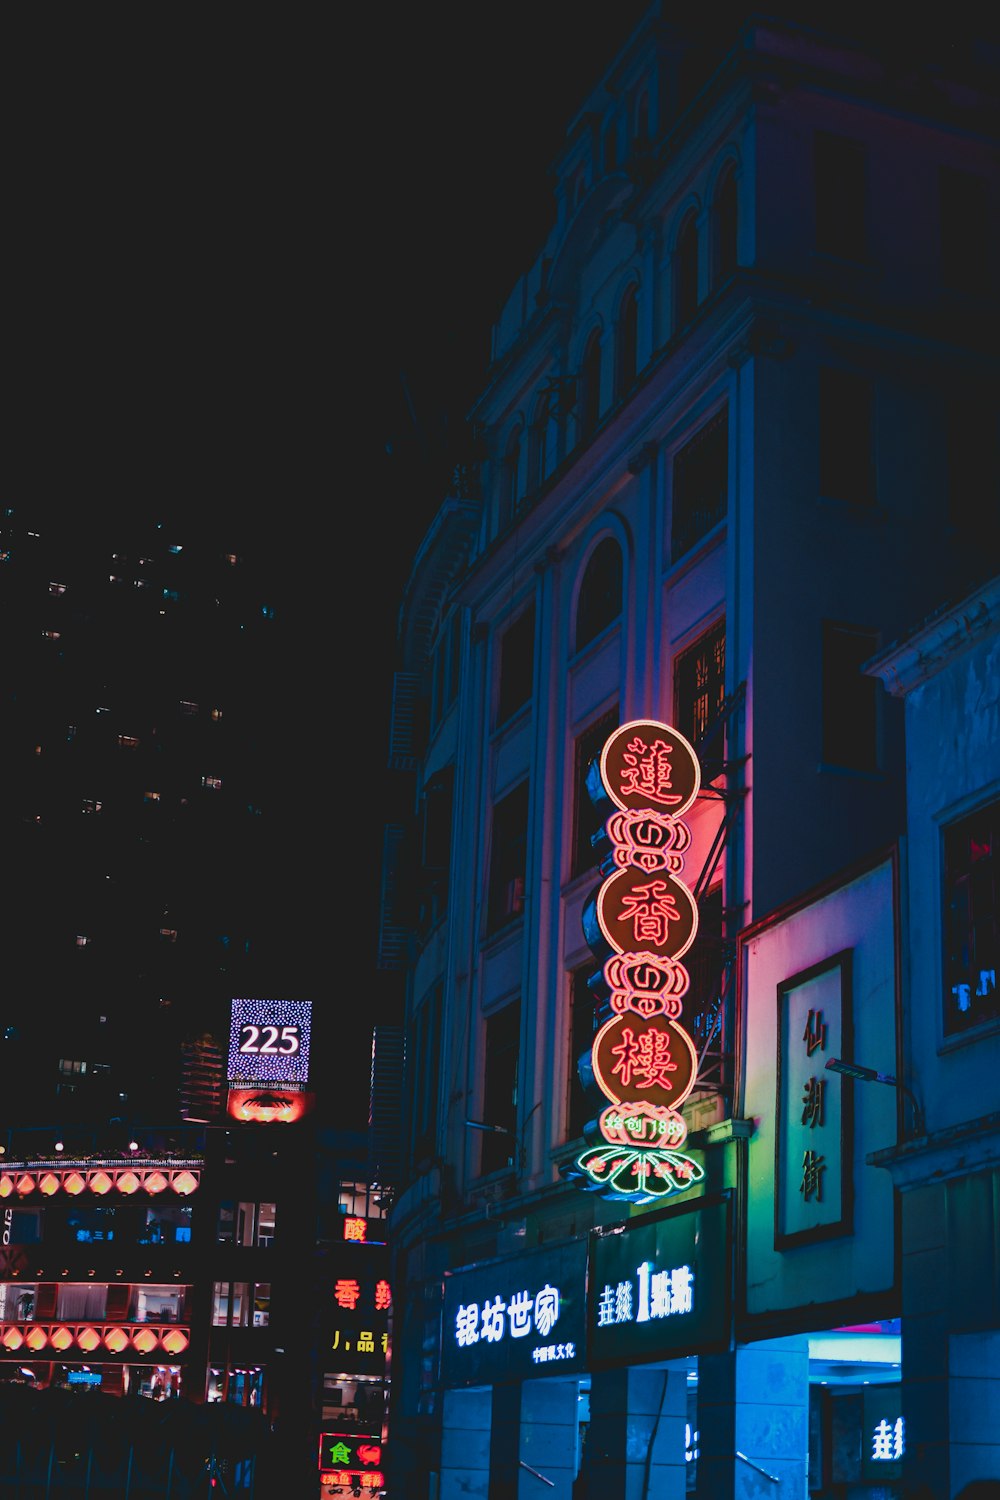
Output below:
[441,1240,588,1387]
[227,998,312,1086]
[567,720,706,1202]
[589,1194,731,1366]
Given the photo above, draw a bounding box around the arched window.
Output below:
[575,537,623,653]
[615,285,639,400]
[674,212,699,331]
[529,398,553,492]
[578,333,602,444]
[499,431,520,529]
[712,165,738,286]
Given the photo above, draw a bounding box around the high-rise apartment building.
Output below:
[0,507,391,1497]
[382,7,999,1498]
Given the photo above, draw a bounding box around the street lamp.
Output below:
[825,1058,926,1138]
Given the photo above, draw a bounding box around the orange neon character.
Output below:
[374,1279,391,1310]
[343,1216,367,1242]
[334,1278,361,1310]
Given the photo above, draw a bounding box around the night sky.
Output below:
[11,3,984,1117]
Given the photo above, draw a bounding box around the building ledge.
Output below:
[867,1110,1000,1189]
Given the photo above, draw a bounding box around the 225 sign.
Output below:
[238,1024,301,1056]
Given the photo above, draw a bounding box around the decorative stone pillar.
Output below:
[696,1334,810,1497]
[440,1385,491,1500]
[585,1363,688,1498]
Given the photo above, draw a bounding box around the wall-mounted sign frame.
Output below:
[775,950,853,1248]
[589,1192,732,1366]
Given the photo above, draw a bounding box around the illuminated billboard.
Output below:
[227,998,312,1086]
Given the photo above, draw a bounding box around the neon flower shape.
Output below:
[39,1173,61,1196]
[142,1171,168,1195]
[0,1175,14,1198]
[570,1144,705,1202]
[1,1327,24,1351]
[132,1328,158,1354]
[161,1328,189,1355]
[63,1172,87,1195]
[171,1171,198,1196]
[89,1171,114,1195]
[15,1174,35,1196]
[25,1327,48,1351]
[77,1327,101,1353]
[50,1327,74,1351]
[116,1172,141,1195]
[104,1327,129,1353]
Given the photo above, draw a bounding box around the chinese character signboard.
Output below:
[327,1248,392,1377]
[589,1193,731,1366]
[318,1431,385,1490]
[440,1240,587,1387]
[566,720,706,1203]
[776,952,852,1247]
[862,1385,903,1482]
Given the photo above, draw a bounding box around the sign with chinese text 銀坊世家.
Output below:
[440,1240,588,1387]
[589,1194,731,1366]
[775,952,852,1248]
[568,720,706,1203]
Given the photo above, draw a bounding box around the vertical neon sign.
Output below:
[570,720,706,1202]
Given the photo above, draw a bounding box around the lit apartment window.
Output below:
[81,799,102,814]
[480,1000,520,1175]
[570,707,618,878]
[943,799,998,1036]
[180,701,199,716]
[75,935,91,947]
[202,775,222,790]
[814,131,867,260]
[144,791,161,803]
[575,539,622,654]
[674,620,726,779]
[58,1058,87,1075]
[821,621,879,772]
[671,407,728,563]
[48,582,67,595]
[819,368,875,505]
[496,605,535,726]
[117,735,140,749]
[41,630,61,641]
[217,1200,276,1248]
[486,781,529,935]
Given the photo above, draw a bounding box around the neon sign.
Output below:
[318,1431,384,1487]
[570,720,706,1202]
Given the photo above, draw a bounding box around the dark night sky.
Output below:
[11,4,989,1114]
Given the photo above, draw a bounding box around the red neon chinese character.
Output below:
[618,880,681,945]
[374,1278,392,1310]
[343,1216,367,1242]
[618,736,684,807]
[334,1278,361,1309]
[610,1025,677,1090]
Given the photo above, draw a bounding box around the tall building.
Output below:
[382,7,999,1498]
[0,506,391,1497]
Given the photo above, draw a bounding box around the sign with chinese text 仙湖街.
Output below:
[589,1193,731,1366]
[440,1240,587,1387]
[775,952,852,1248]
[567,720,706,1203]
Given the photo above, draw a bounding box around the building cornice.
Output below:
[864,574,1000,697]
